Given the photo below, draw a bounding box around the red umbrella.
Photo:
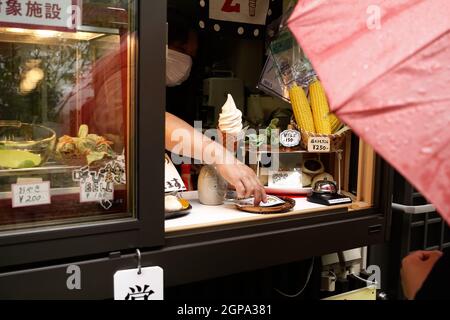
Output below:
[288,0,450,222]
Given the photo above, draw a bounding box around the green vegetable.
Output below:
[78,124,89,139]
[0,150,41,169]
[87,151,108,165]
[247,133,267,148]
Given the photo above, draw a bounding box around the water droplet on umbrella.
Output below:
[421,147,434,155]
[417,88,426,95]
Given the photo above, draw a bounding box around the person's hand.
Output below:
[216,163,267,206]
[401,250,443,300]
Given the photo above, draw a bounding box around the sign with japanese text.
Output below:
[280,129,301,148]
[73,166,114,208]
[114,266,164,301]
[79,174,114,204]
[209,0,270,26]
[268,171,302,188]
[0,0,77,31]
[12,181,51,208]
[165,154,186,193]
[308,137,331,153]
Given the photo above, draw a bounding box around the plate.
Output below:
[165,205,192,220]
[235,197,296,214]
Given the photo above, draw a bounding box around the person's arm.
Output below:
[401,250,444,300]
[414,252,450,300]
[165,112,267,204]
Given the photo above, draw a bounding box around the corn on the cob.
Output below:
[289,84,316,133]
[329,113,342,133]
[309,80,332,135]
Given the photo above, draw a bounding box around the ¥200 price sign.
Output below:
[308,137,331,153]
[12,182,51,208]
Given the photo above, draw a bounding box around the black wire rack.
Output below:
[372,171,450,299]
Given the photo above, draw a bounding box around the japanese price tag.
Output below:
[280,129,301,147]
[308,137,331,153]
[12,181,51,208]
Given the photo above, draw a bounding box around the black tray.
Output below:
[165,205,192,220]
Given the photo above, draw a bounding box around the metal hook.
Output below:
[136,249,142,275]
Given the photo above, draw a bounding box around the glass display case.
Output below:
[0,0,165,268]
[0,0,138,231]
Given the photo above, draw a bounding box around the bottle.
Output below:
[197,165,227,206]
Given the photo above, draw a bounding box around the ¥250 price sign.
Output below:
[308,137,331,153]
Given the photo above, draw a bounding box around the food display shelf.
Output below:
[0,162,80,177]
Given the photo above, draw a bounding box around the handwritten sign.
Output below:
[165,154,186,193]
[308,137,331,153]
[209,0,270,25]
[79,177,114,203]
[0,0,76,30]
[12,181,51,208]
[73,166,114,207]
[280,129,300,148]
[268,171,301,188]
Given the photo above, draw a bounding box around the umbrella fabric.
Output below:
[288,0,450,223]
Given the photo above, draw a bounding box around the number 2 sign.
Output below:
[222,0,241,13]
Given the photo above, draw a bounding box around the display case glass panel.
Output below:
[0,0,137,231]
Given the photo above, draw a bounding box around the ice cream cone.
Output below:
[218,94,243,155]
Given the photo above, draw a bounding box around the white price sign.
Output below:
[280,129,300,148]
[80,179,114,203]
[268,171,302,188]
[308,137,331,153]
[12,181,51,208]
[114,266,164,301]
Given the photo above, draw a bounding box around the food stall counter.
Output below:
[165,191,351,234]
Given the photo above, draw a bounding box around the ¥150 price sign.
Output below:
[308,137,331,153]
[12,181,51,208]
[280,129,300,148]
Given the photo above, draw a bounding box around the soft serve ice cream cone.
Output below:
[218,94,243,153]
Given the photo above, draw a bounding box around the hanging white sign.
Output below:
[209,0,270,26]
[114,266,164,301]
